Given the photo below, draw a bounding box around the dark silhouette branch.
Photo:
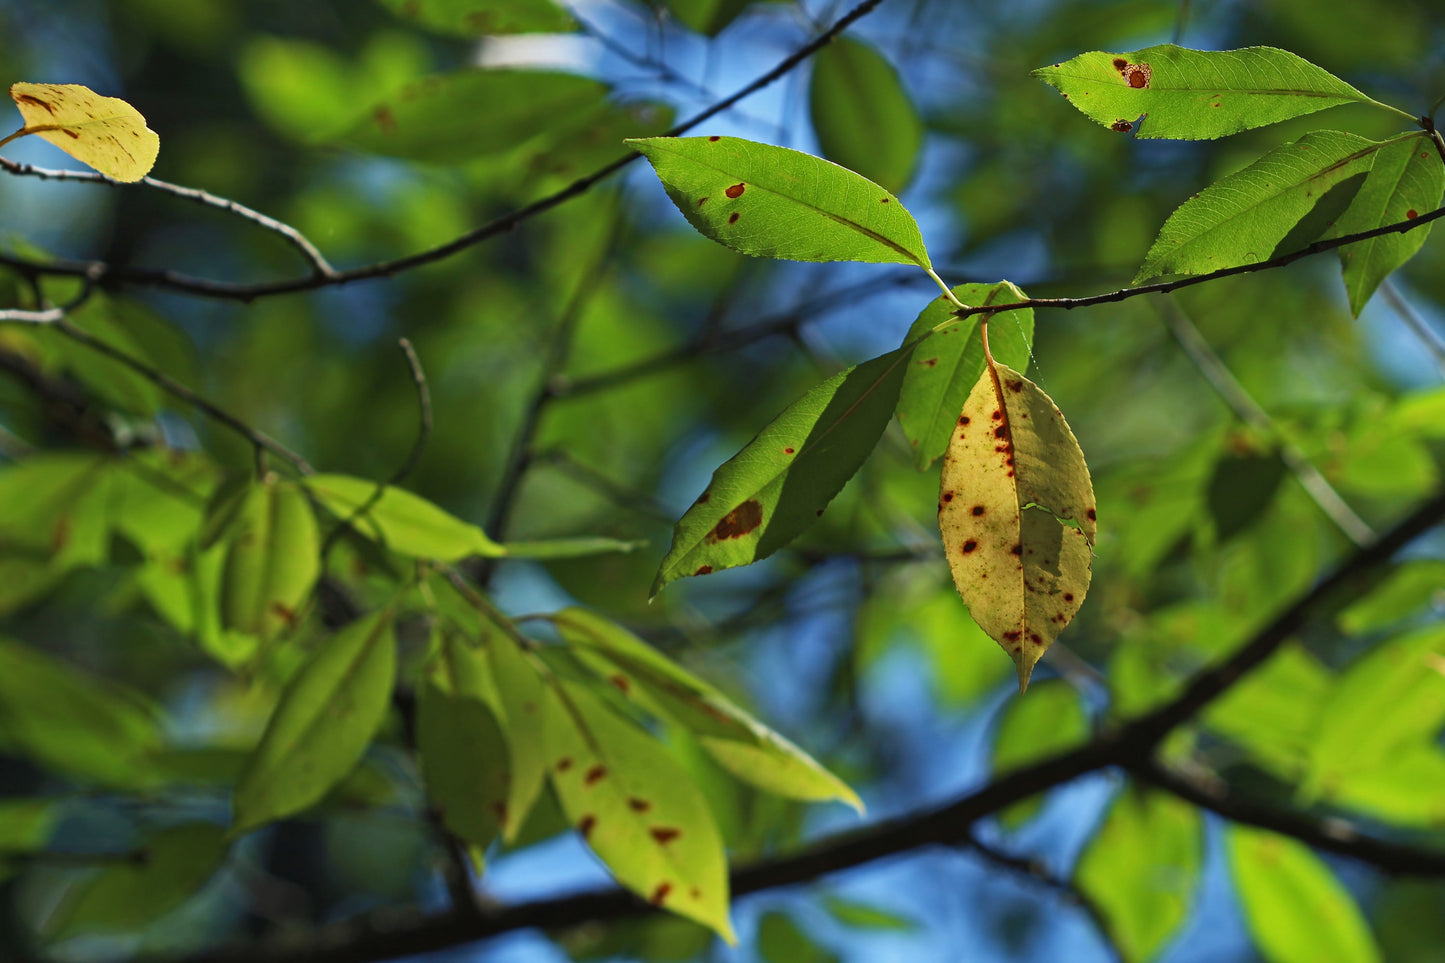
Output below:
[0,0,885,304]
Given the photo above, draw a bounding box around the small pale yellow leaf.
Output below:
[9,83,159,182]
[939,360,1095,691]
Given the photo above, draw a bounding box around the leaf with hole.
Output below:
[651,345,912,594]
[543,678,735,941]
[809,36,921,194]
[939,360,1095,691]
[1324,132,1445,315]
[896,281,1034,470]
[232,609,397,834]
[219,479,320,640]
[554,607,861,811]
[305,473,503,560]
[1228,825,1382,963]
[1136,130,1391,282]
[9,83,159,181]
[1034,45,1377,141]
[1076,788,1203,963]
[627,136,931,267]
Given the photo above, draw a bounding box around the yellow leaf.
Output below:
[9,83,159,182]
[938,359,1096,691]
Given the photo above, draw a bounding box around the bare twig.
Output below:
[389,338,433,487]
[0,158,336,277]
[1160,301,1377,547]
[0,0,886,304]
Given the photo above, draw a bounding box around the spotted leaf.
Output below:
[627,136,931,267]
[1034,46,1376,141]
[1324,132,1445,315]
[896,281,1034,470]
[479,626,548,843]
[232,609,398,834]
[652,346,912,595]
[9,83,158,181]
[939,359,1095,691]
[219,479,320,640]
[543,679,735,942]
[553,608,862,811]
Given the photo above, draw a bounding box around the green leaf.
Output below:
[939,362,1096,691]
[1304,624,1445,799]
[1325,132,1445,314]
[553,607,862,811]
[809,37,922,194]
[305,473,504,560]
[340,69,607,163]
[1136,130,1389,282]
[989,680,1088,829]
[0,799,56,883]
[1336,560,1445,635]
[896,281,1034,470]
[219,479,321,640]
[49,824,228,937]
[1324,743,1445,827]
[652,346,913,594]
[500,535,646,559]
[1228,825,1382,963]
[417,677,510,847]
[478,627,548,842]
[542,678,735,942]
[0,454,115,614]
[1203,643,1331,779]
[1075,788,1203,963]
[9,83,159,181]
[1206,447,1287,542]
[758,910,839,963]
[376,0,575,35]
[1033,45,1375,141]
[820,893,918,931]
[0,637,162,788]
[660,0,757,35]
[626,136,932,267]
[232,610,398,834]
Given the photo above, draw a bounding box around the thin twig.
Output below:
[0,305,64,323]
[0,157,335,277]
[389,338,433,486]
[0,0,885,304]
[1379,277,1445,375]
[1160,301,1377,547]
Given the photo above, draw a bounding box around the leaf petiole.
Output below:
[0,126,29,151]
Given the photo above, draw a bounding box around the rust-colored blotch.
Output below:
[725,183,746,198]
[709,499,763,541]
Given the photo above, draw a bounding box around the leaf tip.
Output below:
[1013,651,1039,693]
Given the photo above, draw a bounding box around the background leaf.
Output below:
[1034,45,1374,141]
[989,680,1088,828]
[375,0,575,35]
[306,473,503,560]
[628,136,932,266]
[809,37,922,194]
[219,479,320,640]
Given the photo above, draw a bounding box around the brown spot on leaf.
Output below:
[1126,65,1151,88]
[972,505,985,516]
[992,410,1002,420]
[1006,379,1023,392]
[1011,544,1023,555]
[942,492,955,502]
[628,798,651,812]
[556,757,573,772]
[784,447,795,454]
[1029,632,1043,644]
[491,800,508,822]
[1407,209,1419,219]
[650,827,681,845]
[696,197,709,207]
[578,814,596,838]
[15,94,55,113]
[918,357,938,367]
[270,602,298,628]
[959,416,970,426]
[1086,508,1096,521]
[728,212,740,224]
[1003,630,1022,642]
[61,128,79,139]
[709,499,763,540]
[691,887,702,899]
[725,183,746,198]
[962,540,979,553]
[650,882,672,905]
[708,135,721,142]
[609,674,630,693]
[1112,58,1128,69]
[585,765,607,786]
[1064,593,1074,602]
[374,105,396,132]
[694,564,713,576]
[880,197,891,203]
[1111,119,1133,132]
[994,426,1007,438]
[696,491,710,504]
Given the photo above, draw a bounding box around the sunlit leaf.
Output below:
[542,678,735,941]
[232,610,398,833]
[341,70,607,163]
[1323,743,1445,827]
[1336,560,1445,635]
[627,136,932,267]
[554,607,862,811]
[0,637,162,788]
[990,680,1088,828]
[1228,825,1382,963]
[49,824,228,937]
[1203,643,1331,779]
[896,281,1034,470]
[219,479,320,640]
[652,346,912,594]
[1136,131,1389,282]
[1076,787,1203,963]
[9,82,159,181]
[1034,45,1375,141]
[1304,624,1445,800]
[809,36,922,194]
[1325,132,1445,314]
[939,360,1096,691]
[376,0,575,36]
[305,473,504,560]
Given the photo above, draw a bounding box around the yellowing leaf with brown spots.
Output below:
[542,679,735,943]
[939,360,1095,691]
[9,83,158,182]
